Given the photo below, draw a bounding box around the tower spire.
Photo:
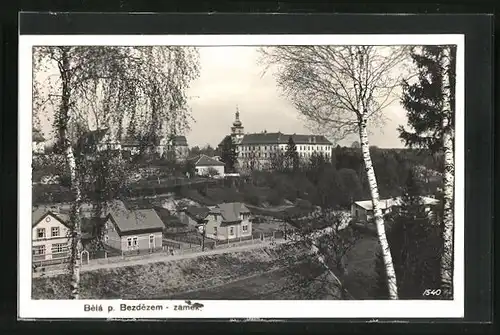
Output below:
[233,105,242,127]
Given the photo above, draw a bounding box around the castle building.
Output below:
[222,108,333,171]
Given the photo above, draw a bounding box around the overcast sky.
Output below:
[36,46,408,148]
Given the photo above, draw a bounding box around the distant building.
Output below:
[179,202,253,241]
[121,134,189,161]
[32,206,70,267]
[160,135,189,161]
[32,128,46,154]
[221,108,333,170]
[192,154,225,177]
[103,200,164,254]
[351,196,440,223]
[77,128,122,154]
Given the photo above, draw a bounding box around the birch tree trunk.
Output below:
[58,47,84,299]
[440,46,455,299]
[66,144,84,300]
[359,117,399,299]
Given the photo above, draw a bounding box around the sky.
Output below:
[36,46,409,148]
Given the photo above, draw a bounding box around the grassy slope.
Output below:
[32,245,343,300]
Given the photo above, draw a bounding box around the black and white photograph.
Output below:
[19,33,465,319]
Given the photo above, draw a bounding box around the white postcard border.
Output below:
[19,34,465,319]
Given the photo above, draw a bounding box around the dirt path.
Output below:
[33,240,285,278]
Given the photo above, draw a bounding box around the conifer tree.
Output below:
[374,170,442,299]
[285,136,299,172]
[399,45,456,298]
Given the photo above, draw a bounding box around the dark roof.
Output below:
[171,135,188,146]
[79,128,109,145]
[121,138,141,146]
[195,155,225,167]
[239,132,332,145]
[32,128,45,142]
[32,206,70,227]
[210,202,250,223]
[106,200,164,234]
[184,205,211,221]
[153,206,186,228]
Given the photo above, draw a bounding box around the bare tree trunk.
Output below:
[359,118,399,299]
[440,46,455,299]
[67,145,84,300]
[57,47,84,300]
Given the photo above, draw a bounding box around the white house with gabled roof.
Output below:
[193,154,225,177]
[351,196,440,223]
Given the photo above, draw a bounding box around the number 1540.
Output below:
[423,289,442,296]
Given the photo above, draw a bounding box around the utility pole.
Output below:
[197,221,206,251]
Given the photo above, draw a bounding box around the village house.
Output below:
[32,206,71,266]
[32,128,46,154]
[102,200,164,255]
[77,128,122,154]
[351,196,440,223]
[179,203,253,241]
[193,154,225,177]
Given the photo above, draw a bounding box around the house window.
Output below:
[133,237,138,248]
[52,243,67,254]
[127,237,132,248]
[242,225,248,232]
[32,245,45,255]
[36,228,46,239]
[229,227,234,235]
[214,227,218,235]
[149,234,154,245]
[51,227,60,237]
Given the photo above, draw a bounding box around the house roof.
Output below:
[354,196,440,211]
[195,154,225,167]
[184,205,211,221]
[79,128,109,144]
[171,135,188,146]
[121,138,141,147]
[239,132,332,145]
[32,206,70,227]
[153,206,187,228]
[106,200,165,234]
[210,202,250,223]
[32,128,45,142]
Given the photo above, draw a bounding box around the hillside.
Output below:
[32,244,345,300]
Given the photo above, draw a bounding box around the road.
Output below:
[33,239,285,279]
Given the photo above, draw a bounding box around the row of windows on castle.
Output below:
[239,151,331,159]
[238,144,332,152]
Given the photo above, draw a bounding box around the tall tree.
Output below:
[33,46,199,299]
[260,46,410,299]
[399,45,456,298]
[219,135,238,173]
[285,136,299,172]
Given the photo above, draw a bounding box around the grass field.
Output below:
[32,244,343,300]
[166,262,337,300]
[340,235,381,299]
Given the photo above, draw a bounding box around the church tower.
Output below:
[230,106,245,144]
